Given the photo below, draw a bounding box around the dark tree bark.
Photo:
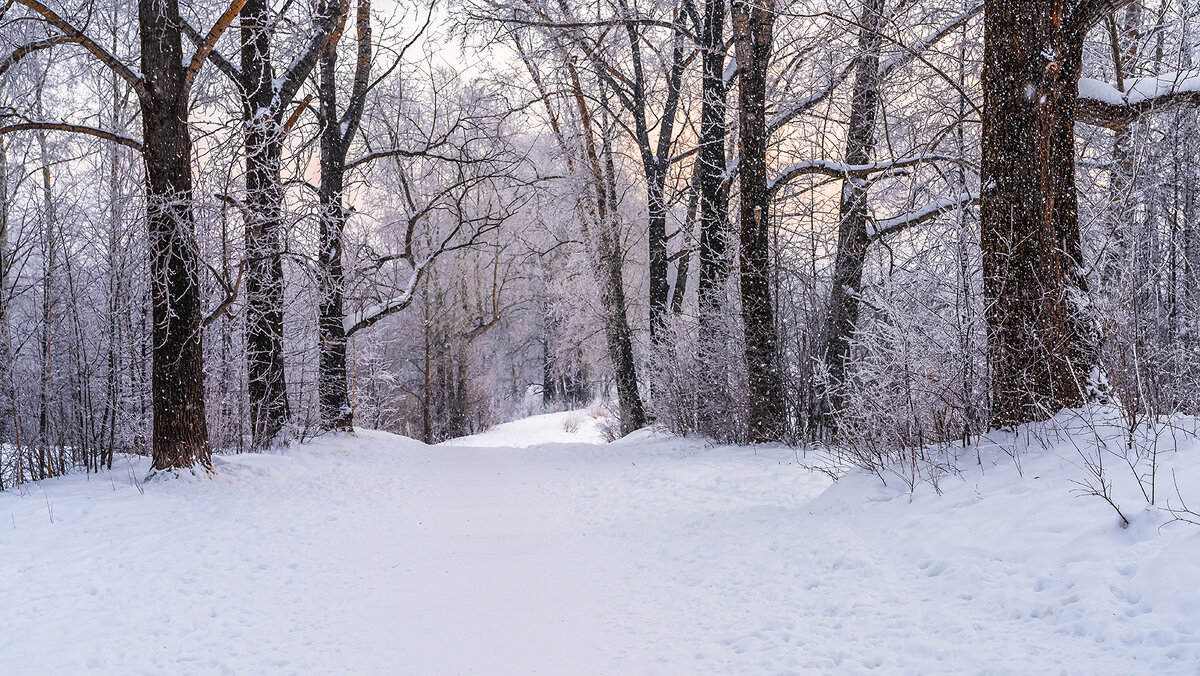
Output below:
[182,0,344,444]
[695,0,730,347]
[819,0,884,425]
[138,0,212,469]
[623,22,686,346]
[981,0,1104,427]
[316,0,371,432]
[732,0,784,441]
[239,0,291,449]
[206,0,344,447]
[317,45,355,433]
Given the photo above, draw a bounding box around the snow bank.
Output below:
[2,410,1199,673]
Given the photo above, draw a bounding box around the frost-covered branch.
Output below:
[181,20,242,84]
[867,191,978,239]
[876,2,984,79]
[769,154,966,195]
[11,0,148,99]
[0,35,79,77]
[343,258,430,336]
[1077,71,1200,129]
[277,0,350,108]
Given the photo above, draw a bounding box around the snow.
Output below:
[1125,69,1200,104]
[3,408,1200,673]
[440,408,608,447]
[1078,77,1126,106]
[869,190,977,237]
[342,260,426,334]
[1079,70,1200,107]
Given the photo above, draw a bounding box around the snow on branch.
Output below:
[766,61,855,136]
[867,191,978,239]
[342,191,519,337]
[768,154,965,194]
[276,0,350,108]
[181,20,242,84]
[877,1,984,79]
[1077,70,1200,129]
[342,258,430,336]
[765,3,982,138]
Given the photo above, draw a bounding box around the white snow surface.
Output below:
[1079,70,1200,107]
[3,409,1200,674]
[440,408,608,447]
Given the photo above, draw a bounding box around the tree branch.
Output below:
[11,0,147,99]
[183,0,249,94]
[181,19,242,85]
[867,191,978,239]
[276,0,349,109]
[0,121,142,151]
[1077,71,1200,129]
[0,35,79,77]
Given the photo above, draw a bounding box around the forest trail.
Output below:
[3,411,1200,674]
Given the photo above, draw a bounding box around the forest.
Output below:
[7,0,1200,672]
[0,0,1196,483]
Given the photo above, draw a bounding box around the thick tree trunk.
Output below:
[241,0,291,448]
[733,0,784,442]
[696,0,730,353]
[317,44,354,432]
[981,0,1100,428]
[139,0,211,470]
[820,0,884,424]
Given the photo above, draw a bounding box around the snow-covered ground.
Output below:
[3,409,1200,674]
[441,407,609,447]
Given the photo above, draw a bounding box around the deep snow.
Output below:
[2,408,1200,674]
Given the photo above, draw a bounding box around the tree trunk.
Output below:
[819,0,884,425]
[981,0,1100,427]
[37,118,55,479]
[139,0,211,470]
[238,0,292,449]
[240,0,292,449]
[600,137,648,435]
[733,0,784,441]
[696,0,731,396]
[648,166,669,344]
[317,43,355,433]
[0,138,8,485]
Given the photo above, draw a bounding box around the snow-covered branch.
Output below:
[1077,71,1200,129]
[181,20,242,84]
[0,35,79,77]
[276,0,350,108]
[877,2,984,79]
[343,258,430,336]
[867,191,978,239]
[769,154,966,194]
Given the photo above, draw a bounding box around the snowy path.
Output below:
[3,412,1200,674]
